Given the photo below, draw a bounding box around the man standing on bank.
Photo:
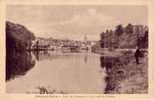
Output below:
[134,47,142,64]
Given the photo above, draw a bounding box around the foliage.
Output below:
[125,24,134,34]
[6,21,36,81]
[99,24,148,49]
[115,24,124,36]
[6,21,35,51]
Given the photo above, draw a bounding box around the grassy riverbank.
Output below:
[104,51,148,94]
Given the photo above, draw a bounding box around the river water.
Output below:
[6,51,107,94]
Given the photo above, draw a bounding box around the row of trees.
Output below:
[100,24,148,49]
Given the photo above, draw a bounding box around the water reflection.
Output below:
[6,51,36,81]
[6,49,127,94]
[100,56,128,93]
[100,56,120,73]
[33,51,89,64]
[6,52,106,94]
[33,51,50,61]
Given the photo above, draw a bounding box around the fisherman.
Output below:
[134,47,142,64]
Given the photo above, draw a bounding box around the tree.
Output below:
[108,30,114,50]
[143,30,148,48]
[100,32,105,48]
[105,30,109,48]
[100,32,105,40]
[125,23,134,34]
[115,24,124,48]
[115,24,124,36]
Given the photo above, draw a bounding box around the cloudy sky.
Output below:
[7,5,147,40]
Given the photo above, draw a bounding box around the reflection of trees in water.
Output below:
[6,51,35,81]
[100,56,130,93]
[84,54,88,63]
[100,56,122,73]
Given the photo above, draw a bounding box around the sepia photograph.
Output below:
[5,5,148,94]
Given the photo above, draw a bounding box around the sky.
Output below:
[7,5,147,41]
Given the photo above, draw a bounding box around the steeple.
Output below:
[84,34,87,42]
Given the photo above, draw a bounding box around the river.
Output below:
[6,51,107,94]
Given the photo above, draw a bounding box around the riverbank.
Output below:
[103,51,148,94]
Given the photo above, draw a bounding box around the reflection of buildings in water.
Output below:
[33,51,91,65]
[6,51,36,81]
[33,51,53,61]
[33,51,89,61]
[84,54,88,63]
[34,51,40,60]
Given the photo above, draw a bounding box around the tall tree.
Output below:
[108,30,114,50]
[115,24,124,36]
[105,30,109,48]
[100,32,105,48]
[115,24,124,48]
[125,23,134,34]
